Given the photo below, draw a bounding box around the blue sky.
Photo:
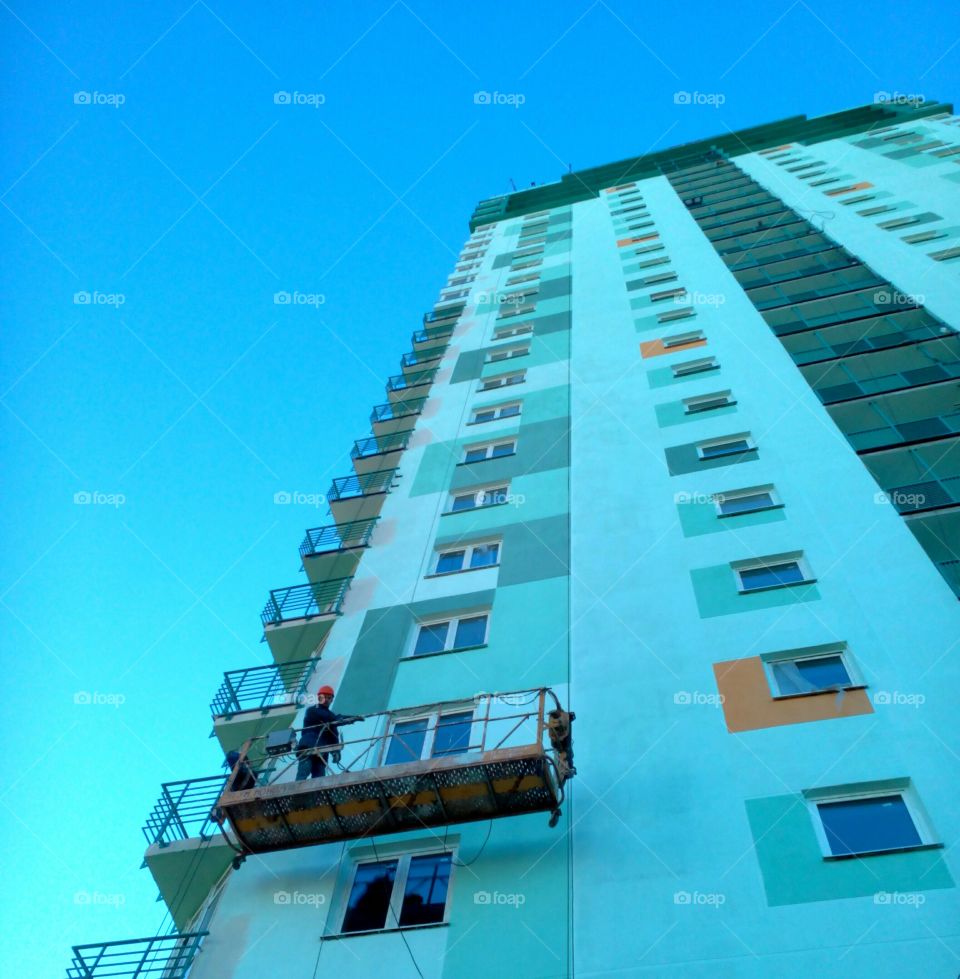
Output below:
[1,1,957,975]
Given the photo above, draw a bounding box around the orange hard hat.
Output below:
[318,685,335,696]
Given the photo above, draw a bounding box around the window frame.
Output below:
[696,432,756,460]
[493,323,534,340]
[662,329,705,349]
[683,389,736,414]
[446,483,510,514]
[461,439,517,464]
[485,343,530,364]
[383,702,479,762]
[407,611,491,657]
[430,539,502,577]
[336,849,457,935]
[731,551,815,594]
[804,781,939,861]
[672,356,718,378]
[712,483,781,518]
[761,642,864,699]
[479,370,526,392]
[468,401,522,425]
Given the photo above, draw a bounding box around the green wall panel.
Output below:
[676,500,787,537]
[690,563,821,618]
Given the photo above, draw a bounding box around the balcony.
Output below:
[261,579,351,665]
[863,435,960,515]
[351,429,411,475]
[216,687,573,854]
[371,397,426,437]
[401,348,443,374]
[142,777,235,929]
[424,303,465,328]
[906,510,960,598]
[67,933,207,979]
[327,468,397,523]
[411,324,454,352]
[299,517,378,583]
[385,368,437,402]
[211,657,320,756]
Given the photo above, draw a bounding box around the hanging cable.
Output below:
[369,837,425,979]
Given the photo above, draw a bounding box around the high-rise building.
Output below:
[68,99,960,978]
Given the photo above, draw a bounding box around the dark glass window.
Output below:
[432,711,473,757]
[470,543,500,568]
[818,795,922,856]
[499,404,521,418]
[385,718,429,765]
[718,492,774,515]
[453,615,487,648]
[773,655,850,694]
[435,551,465,574]
[740,561,804,590]
[399,854,453,926]
[413,622,448,655]
[701,439,750,458]
[342,861,398,933]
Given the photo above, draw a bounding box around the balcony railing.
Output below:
[401,349,442,369]
[261,578,351,626]
[299,517,378,559]
[351,430,411,460]
[370,398,426,426]
[412,325,454,345]
[423,304,464,326]
[211,658,320,717]
[386,369,438,393]
[67,933,208,979]
[328,468,396,503]
[142,775,229,846]
[216,687,574,853]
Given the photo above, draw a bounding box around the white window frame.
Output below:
[512,258,543,271]
[383,703,479,761]
[461,439,517,464]
[407,611,491,657]
[683,389,736,414]
[469,401,522,425]
[712,483,781,517]
[803,780,939,860]
[494,323,534,340]
[760,642,864,699]
[672,356,718,378]
[731,550,815,594]
[696,432,755,460]
[497,302,536,320]
[485,344,530,364]
[663,329,705,349]
[658,307,697,324]
[446,483,510,514]
[336,849,457,935]
[505,272,540,287]
[479,371,526,392]
[431,539,502,576]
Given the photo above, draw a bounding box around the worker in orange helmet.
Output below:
[296,685,361,780]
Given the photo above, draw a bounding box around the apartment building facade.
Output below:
[69,99,960,978]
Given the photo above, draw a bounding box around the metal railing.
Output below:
[371,398,426,425]
[424,304,465,325]
[67,933,208,979]
[299,518,378,559]
[411,325,454,345]
[327,468,396,503]
[401,349,441,369]
[142,776,228,846]
[386,369,437,393]
[260,578,351,626]
[351,430,411,460]
[210,658,320,717]
[228,687,567,791]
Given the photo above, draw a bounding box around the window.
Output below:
[433,540,501,575]
[683,390,735,414]
[449,485,508,512]
[463,440,516,464]
[672,356,718,378]
[506,272,540,287]
[486,344,529,363]
[494,323,533,340]
[480,371,525,391]
[497,302,536,320]
[411,613,489,655]
[713,484,780,516]
[663,329,705,349]
[341,853,453,933]
[639,271,678,287]
[696,433,755,460]
[763,644,861,697]
[512,258,542,271]
[385,708,475,764]
[733,552,813,593]
[805,782,937,859]
[658,307,697,324]
[470,402,521,424]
